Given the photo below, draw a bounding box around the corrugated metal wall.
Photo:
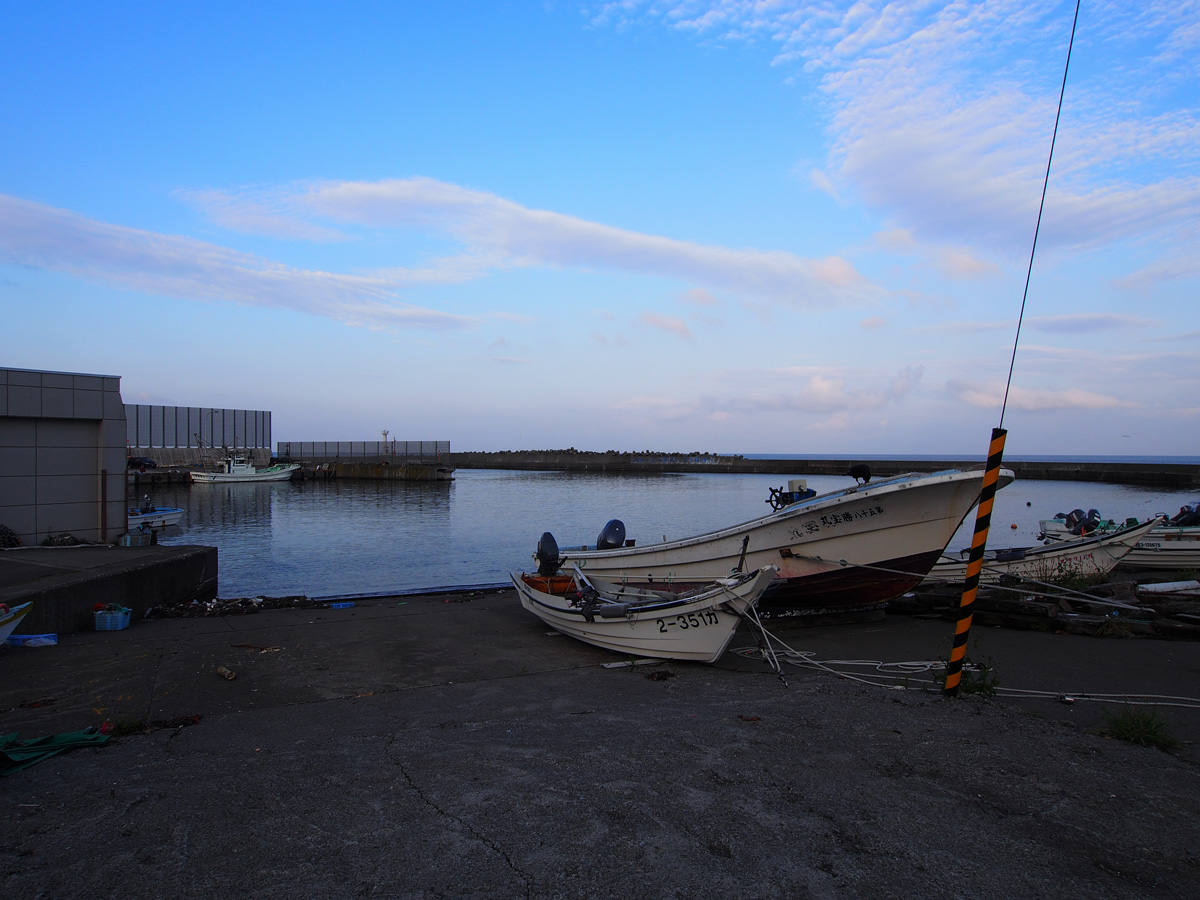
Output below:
[276,441,449,459]
[125,405,271,450]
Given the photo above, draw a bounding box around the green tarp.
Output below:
[1,728,110,776]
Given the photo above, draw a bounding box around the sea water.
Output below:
[150,468,1199,599]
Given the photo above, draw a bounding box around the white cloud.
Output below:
[1029,313,1156,334]
[0,194,473,331]
[934,248,999,281]
[949,379,1136,411]
[641,312,694,339]
[195,177,884,309]
[873,228,918,252]
[808,168,839,201]
[591,2,1200,260]
[176,187,347,242]
[679,287,719,306]
[1114,255,1200,291]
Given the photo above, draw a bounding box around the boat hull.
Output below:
[554,469,1007,612]
[925,519,1159,585]
[190,464,299,483]
[127,506,185,529]
[1040,519,1200,570]
[0,602,33,643]
[512,567,776,663]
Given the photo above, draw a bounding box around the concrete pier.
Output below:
[0,545,218,634]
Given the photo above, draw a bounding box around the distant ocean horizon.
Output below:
[740,454,1200,466]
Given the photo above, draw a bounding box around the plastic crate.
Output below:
[95,608,131,631]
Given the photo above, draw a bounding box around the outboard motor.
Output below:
[1172,504,1200,527]
[1064,508,1087,534]
[535,532,562,576]
[1080,508,1103,534]
[595,519,626,550]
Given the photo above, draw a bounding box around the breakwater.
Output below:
[451,450,1200,488]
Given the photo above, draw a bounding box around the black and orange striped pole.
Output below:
[943,427,1007,695]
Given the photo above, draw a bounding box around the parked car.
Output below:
[127,456,158,469]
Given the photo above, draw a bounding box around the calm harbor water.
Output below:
[148,468,1199,599]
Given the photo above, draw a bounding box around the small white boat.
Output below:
[0,602,33,643]
[190,456,300,484]
[512,565,778,663]
[537,468,1013,613]
[127,498,184,529]
[1038,504,1200,570]
[923,518,1160,585]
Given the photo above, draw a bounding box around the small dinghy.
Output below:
[511,565,778,663]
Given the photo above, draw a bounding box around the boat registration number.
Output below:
[657,610,721,632]
[786,504,886,540]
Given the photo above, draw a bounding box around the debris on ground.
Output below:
[145,595,320,618]
[40,532,96,547]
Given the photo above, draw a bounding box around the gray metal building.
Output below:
[0,366,127,546]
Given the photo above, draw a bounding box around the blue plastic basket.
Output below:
[94,608,131,631]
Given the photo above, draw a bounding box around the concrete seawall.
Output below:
[1,545,218,634]
[450,451,1200,488]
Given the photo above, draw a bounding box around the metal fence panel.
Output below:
[275,441,449,460]
[124,404,272,450]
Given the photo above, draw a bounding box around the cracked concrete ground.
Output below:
[2,590,1199,899]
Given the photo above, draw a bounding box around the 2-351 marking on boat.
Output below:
[656,610,722,632]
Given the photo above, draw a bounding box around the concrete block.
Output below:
[73,389,104,419]
[0,545,219,633]
[0,447,37,477]
[0,474,37,506]
[43,372,73,389]
[41,387,75,418]
[103,376,121,393]
[0,418,36,447]
[73,374,104,391]
[8,385,41,417]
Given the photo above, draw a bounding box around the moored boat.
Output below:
[190,456,300,483]
[924,517,1160,585]
[512,565,778,662]
[127,497,185,529]
[534,468,1014,614]
[1038,504,1200,570]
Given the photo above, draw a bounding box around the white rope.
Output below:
[728,639,1200,708]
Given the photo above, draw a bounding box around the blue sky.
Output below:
[2,1,1197,457]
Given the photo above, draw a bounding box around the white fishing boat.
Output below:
[0,602,33,643]
[127,497,184,529]
[189,456,300,484]
[535,468,1013,614]
[512,565,778,663]
[923,517,1160,585]
[1038,504,1200,570]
